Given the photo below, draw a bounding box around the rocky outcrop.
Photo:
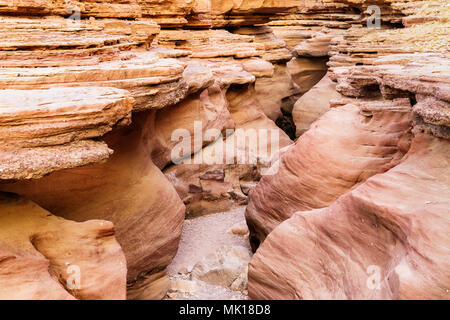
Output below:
[2,110,186,299]
[246,0,449,248]
[192,245,251,292]
[247,0,449,300]
[265,1,357,135]
[153,26,297,216]
[0,23,188,297]
[246,98,413,248]
[249,133,450,299]
[0,192,127,300]
[0,0,303,300]
[165,80,293,216]
[1,0,447,301]
[292,73,341,136]
[0,87,133,180]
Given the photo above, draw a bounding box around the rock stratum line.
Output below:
[0,0,448,300]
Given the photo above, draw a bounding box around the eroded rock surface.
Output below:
[0,192,127,300]
[165,82,293,216]
[246,98,413,248]
[1,0,448,301]
[292,73,341,136]
[247,0,450,300]
[0,0,303,300]
[249,134,450,299]
[0,87,133,180]
[2,112,186,300]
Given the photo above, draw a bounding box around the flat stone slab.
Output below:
[0,86,133,180]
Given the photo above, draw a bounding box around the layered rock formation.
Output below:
[0,0,303,300]
[0,192,127,300]
[246,98,413,248]
[154,19,299,217]
[267,0,357,137]
[1,0,447,301]
[249,133,449,299]
[0,87,133,180]
[247,0,449,300]
[0,13,191,299]
[164,81,293,216]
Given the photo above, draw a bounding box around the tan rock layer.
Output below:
[1,111,186,300]
[247,0,449,301]
[0,192,127,300]
[0,17,160,67]
[0,0,303,27]
[334,53,450,138]
[0,87,133,180]
[165,82,292,217]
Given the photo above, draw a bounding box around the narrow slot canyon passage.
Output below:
[166,207,250,300]
[0,0,448,302]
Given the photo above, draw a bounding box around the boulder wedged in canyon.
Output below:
[246,98,413,249]
[247,0,450,300]
[248,133,450,299]
[0,19,189,298]
[0,192,127,300]
[292,73,341,136]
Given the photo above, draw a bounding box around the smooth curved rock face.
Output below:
[292,74,342,137]
[0,87,134,180]
[255,63,299,121]
[165,83,292,216]
[246,99,413,249]
[0,111,185,300]
[0,0,305,300]
[0,192,127,300]
[246,0,450,301]
[152,83,235,169]
[249,134,450,300]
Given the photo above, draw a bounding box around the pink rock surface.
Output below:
[249,133,450,300]
[246,99,413,249]
[0,192,127,300]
